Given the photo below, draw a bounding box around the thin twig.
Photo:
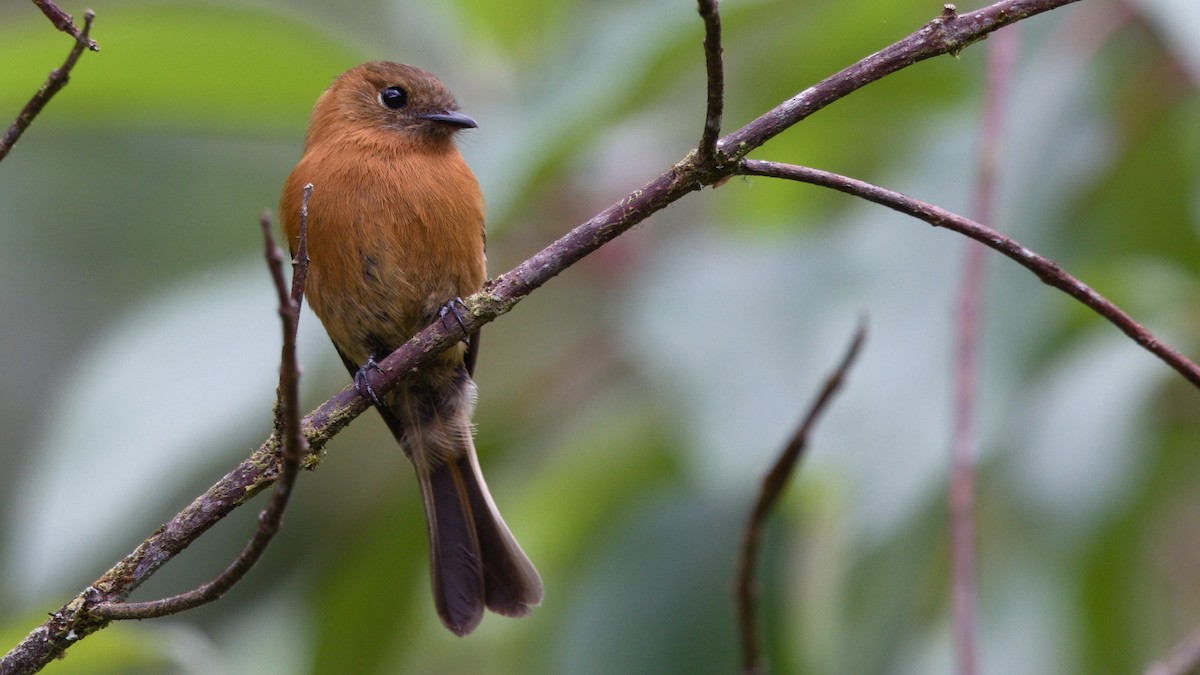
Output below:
[695,0,724,165]
[289,184,313,311]
[0,9,96,163]
[31,0,99,50]
[89,196,312,621]
[737,160,1200,389]
[951,23,1018,675]
[735,320,868,675]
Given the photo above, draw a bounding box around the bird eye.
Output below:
[380,86,408,110]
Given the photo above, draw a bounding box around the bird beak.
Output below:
[418,110,478,129]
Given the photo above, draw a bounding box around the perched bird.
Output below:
[280,61,542,636]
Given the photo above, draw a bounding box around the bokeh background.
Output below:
[1,0,1199,672]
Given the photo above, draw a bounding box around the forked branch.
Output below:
[0,8,96,163]
[88,188,313,621]
[31,0,100,50]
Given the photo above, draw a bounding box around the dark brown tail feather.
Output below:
[371,398,543,635]
[424,458,485,635]
[457,451,544,616]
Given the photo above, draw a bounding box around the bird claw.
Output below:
[353,356,385,407]
[439,297,471,343]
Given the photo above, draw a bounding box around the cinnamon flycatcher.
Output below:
[280,61,542,636]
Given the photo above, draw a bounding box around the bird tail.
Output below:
[417,440,543,635]
[373,372,542,636]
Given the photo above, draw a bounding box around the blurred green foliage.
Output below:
[2,0,1199,673]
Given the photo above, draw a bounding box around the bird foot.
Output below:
[353,356,385,407]
[439,297,471,343]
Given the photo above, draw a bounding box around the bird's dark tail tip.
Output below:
[423,454,542,635]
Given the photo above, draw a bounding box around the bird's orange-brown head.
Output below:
[303,61,477,151]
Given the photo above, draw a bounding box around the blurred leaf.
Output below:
[471,1,709,226]
[4,262,326,602]
[1072,99,1200,269]
[0,4,365,134]
[310,487,425,674]
[209,580,313,675]
[1006,327,1171,536]
[1131,0,1200,79]
[452,0,572,57]
[555,492,741,674]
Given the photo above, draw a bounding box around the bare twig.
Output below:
[0,9,96,163]
[737,160,1200,389]
[89,194,312,621]
[31,0,99,50]
[289,185,313,312]
[735,320,868,675]
[950,24,1018,675]
[950,200,985,669]
[696,0,724,165]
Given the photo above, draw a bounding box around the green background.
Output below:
[1,0,1199,673]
